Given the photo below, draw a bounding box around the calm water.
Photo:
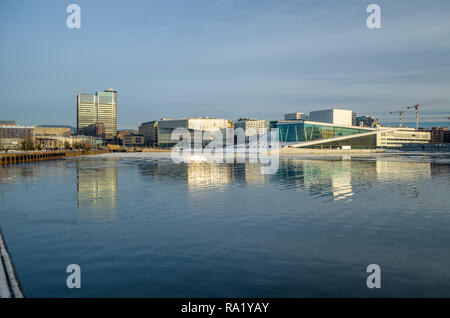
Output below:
[1,152,450,297]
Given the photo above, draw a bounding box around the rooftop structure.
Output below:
[309,109,353,126]
[284,112,307,121]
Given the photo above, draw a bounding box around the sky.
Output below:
[0,0,449,129]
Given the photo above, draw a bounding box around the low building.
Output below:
[35,135,95,150]
[0,125,35,150]
[430,127,450,143]
[79,123,105,139]
[115,130,137,145]
[158,118,230,148]
[234,119,270,137]
[123,134,144,147]
[376,128,431,148]
[35,126,71,137]
[139,120,162,147]
[284,112,307,121]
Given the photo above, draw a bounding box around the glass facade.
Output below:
[77,89,117,139]
[276,122,376,149]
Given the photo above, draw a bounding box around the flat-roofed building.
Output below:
[430,127,450,143]
[0,125,35,150]
[234,119,270,137]
[79,123,105,139]
[158,117,230,148]
[377,128,431,148]
[139,119,169,147]
[123,133,144,147]
[35,126,71,137]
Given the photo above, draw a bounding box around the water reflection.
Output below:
[76,160,118,221]
[135,157,433,201]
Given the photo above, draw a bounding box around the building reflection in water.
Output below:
[186,163,233,191]
[136,156,433,200]
[276,158,431,200]
[375,160,431,198]
[77,160,118,221]
[300,160,356,201]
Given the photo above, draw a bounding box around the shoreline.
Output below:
[0,149,108,165]
[0,227,24,298]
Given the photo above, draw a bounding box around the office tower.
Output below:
[77,88,117,139]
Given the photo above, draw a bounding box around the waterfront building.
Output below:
[35,135,95,150]
[430,127,450,143]
[79,123,105,139]
[376,128,431,148]
[115,130,136,145]
[35,126,71,137]
[77,88,117,139]
[309,109,353,126]
[0,125,35,150]
[234,119,270,137]
[284,112,307,121]
[276,121,377,149]
[158,117,230,148]
[276,120,431,149]
[123,133,144,147]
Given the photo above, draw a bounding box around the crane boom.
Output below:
[406,99,445,129]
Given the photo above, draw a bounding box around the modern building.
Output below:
[139,120,165,147]
[123,133,144,147]
[284,112,307,121]
[309,109,353,126]
[276,120,377,149]
[115,130,136,145]
[77,88,117,139]
[79,123,105,139]
[376,128,431,148]
[276,119,432,149]
[234,119,270,137]
[158,118,230,148]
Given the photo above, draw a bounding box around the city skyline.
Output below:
[1,0,450,129]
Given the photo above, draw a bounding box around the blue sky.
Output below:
[0,0,449,129]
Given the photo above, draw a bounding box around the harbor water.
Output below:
[0,152,450,297]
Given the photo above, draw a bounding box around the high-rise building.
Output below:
[77,88,117,139]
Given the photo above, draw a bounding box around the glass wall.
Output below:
[277,122,372,143]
